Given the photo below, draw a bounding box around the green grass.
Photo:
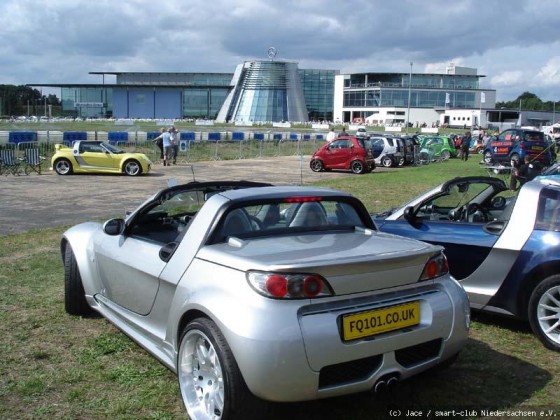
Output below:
[1,158,559,419]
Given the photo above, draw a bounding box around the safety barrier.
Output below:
[0,130,330,167]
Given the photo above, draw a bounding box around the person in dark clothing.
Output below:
[510,156,539,190]
[460,131,471,161]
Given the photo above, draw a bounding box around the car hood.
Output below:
[196,230,441,294]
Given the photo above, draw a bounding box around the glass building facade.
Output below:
[299,69,336,122]
[342,72,480,110]
[218,61,310,123]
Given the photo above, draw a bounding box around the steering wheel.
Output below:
[464,203,488,222]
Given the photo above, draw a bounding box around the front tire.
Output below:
[54,158,73,175]
[178,318,261,420]
[64,245,94,316]
[123,160,142,176]
[310,159,324,172]
[528,275,560,352]
[441,150,451,161]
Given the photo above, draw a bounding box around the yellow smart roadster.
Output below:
[51,141,152,176]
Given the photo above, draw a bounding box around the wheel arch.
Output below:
[517,261,560,320]
[60,222,104,297]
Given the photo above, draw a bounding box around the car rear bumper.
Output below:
[228,277,469,402]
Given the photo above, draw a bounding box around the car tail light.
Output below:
[247,271,333,299]
[419,252,449,281]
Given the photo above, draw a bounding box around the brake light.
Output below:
[284,196,322,203]
[419,252,449,281]
[247,271,333,299]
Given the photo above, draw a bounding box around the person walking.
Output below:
[460,131,471,161]
[169,126,179,165]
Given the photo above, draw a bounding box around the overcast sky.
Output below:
[1,0,559,102]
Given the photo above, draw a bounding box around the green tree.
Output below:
[495,91,559,111]
[0,85,60,117]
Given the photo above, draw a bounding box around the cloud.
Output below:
[0,0,558,101]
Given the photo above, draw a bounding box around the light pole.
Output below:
[406,61,413,133]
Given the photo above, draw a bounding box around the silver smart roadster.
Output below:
[62,181,470,420]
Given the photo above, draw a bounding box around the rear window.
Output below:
[523,131,544,142]
[214,197,371,242]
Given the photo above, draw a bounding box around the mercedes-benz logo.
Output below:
[267,47,277,59]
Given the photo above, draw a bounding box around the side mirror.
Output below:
[103,218,126,236]
[403,206,416,222]
[159,242,178,262]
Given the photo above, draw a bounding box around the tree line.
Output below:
[496,91,559,112]
[0,85,61,117]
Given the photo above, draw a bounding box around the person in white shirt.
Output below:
[326,128,336,142]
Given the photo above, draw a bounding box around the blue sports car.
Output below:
[374,176,560,351]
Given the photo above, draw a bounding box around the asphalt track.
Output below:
[1,156,357,236]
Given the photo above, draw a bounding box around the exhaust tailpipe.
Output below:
[373,374,399,393]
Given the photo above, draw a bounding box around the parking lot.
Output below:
[1,156,353,236]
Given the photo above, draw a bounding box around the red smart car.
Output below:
[310,136,375,174]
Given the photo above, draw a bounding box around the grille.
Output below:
[394,338,443,367]
[319,355,383,389]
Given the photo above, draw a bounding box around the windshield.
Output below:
[102,142,125,154]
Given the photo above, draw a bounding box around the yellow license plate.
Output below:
[342,301,420,341]
[532,146,544,151]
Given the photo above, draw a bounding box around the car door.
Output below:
[490,129,516,161]
[93,233,166,315]
[327,139,353,169]
[370,137,386,159]
[91,190,203,315]
[75,142,117,170]
[377,180,503,281]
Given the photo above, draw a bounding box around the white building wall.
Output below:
[333,75,345,123]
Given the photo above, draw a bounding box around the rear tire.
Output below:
[528,275,560,352]
[64,245,95,316]
[54,158,73,175]
[350,160,365,174]
[178,318,264,420]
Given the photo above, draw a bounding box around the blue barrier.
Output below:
[9,131,37,144]
[63,131,87,145]
[108,132,129,144]
[180,132,196,141]
[303,134,311,141]
[316,134,324,140]
[147,131,161,141]
[289,133,299,141]
[273,133,283,141]
[232,131,244,141]
[254,133,265,141]
[208,132,221,141]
